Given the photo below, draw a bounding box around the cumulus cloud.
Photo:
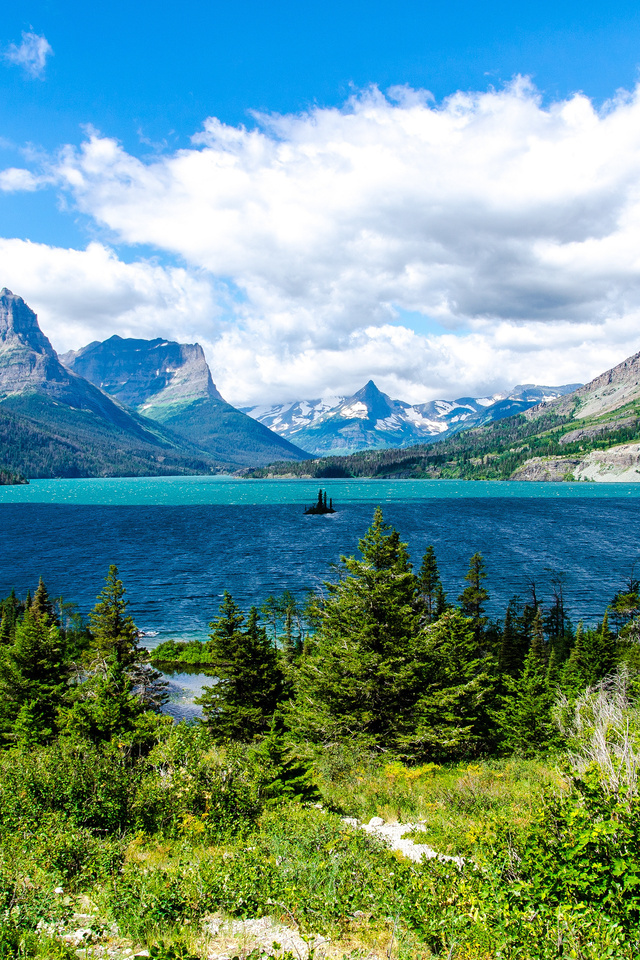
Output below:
[0,238,220,354]
[4,31,52,79]
[7,79,640,404]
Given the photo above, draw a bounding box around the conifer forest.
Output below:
[2,509,640,958]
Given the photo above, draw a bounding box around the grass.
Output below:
[2,743,632,959]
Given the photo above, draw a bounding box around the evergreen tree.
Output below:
[562,615,617,692]
[0,590,19,645]
[30,577,57,624]
[198,595,284,742]
[417,545,442,623]
[289,508,423,752]
[411,609,497,760]
[248,712,319,804]
[498,599,521,677]
[529,607,547,664]
[458,552,489,643]
[0,608,68,743]
[60,566,167,749]
[497,642,559,756]
[88,565,140,670]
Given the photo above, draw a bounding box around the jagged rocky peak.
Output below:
[61,335,224,410]
[0,288,55,355]
[0,288,64,397]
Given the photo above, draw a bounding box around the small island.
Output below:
[304,488,336,514]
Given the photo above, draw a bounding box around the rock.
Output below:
[202,915,329,959]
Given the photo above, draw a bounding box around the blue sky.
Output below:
[4,1,640,403]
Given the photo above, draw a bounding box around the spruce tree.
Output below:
[458,552,489,643]
[0,608,68,743]
[497,642,559,756]
[30,577,57,624]
[417,545,442,623]
[289,508,423,752]
[198,595,284,742]
[88,565,140,670]
[411,609,497,760]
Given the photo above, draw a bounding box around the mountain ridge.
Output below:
[243,346,640,482]
[244,378,580,455]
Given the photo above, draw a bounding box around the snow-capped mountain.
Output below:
[243,380,581,456]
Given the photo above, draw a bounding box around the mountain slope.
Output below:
[244,348,640,481]
[0,288,218,477]
[63,335,309,468]
[245,380,580,455]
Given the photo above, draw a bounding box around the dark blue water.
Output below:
[4,477,640,718]
[1,486,639,639]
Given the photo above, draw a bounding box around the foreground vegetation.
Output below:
[2,510,640,957]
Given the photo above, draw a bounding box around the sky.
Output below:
[4,2,640,405]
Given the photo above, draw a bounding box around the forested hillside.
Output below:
[245,404,640,479]
[1,511,640,957]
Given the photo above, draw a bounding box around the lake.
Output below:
[3,476,640,717]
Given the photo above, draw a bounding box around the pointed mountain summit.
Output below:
[63,335,309,468]
[247,378,579,456]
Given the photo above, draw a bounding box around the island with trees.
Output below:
[0,511,639,957]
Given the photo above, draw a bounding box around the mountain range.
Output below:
[246,346,640,482]
[0,289,307,478]
[243,379,580,455]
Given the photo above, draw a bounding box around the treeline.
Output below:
[146,508,638,761]
[0,567,168,748]
[245,406,640,480]
[0,465,27,485]
[0,402,218,479]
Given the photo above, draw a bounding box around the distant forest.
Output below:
[246,407,640,479]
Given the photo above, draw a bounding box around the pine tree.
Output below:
[30,577,57,624]
[88,565,140,670]
[497,642,558,756]
[498,599,521,677]
[562,614,617,692]
[458,552,489,643]
[417,545,442,623]
[198,596,284,742]
[0,608,68,743]
[289,508,423,752]
[529,607,547,665]
[0,590,19,646]
[411,609,497,760]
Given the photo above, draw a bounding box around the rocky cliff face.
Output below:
[63,333,309,467]
[0,288,152,428]
[0,288,71,398]
[525,350,640,423]
[61,336,224,412]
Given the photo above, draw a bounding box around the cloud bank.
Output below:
[4,32,52,79]
[4,79,640,403]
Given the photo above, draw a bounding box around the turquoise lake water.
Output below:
[3,476,640,717]
[2,475,640,505]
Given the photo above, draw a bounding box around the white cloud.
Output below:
[7,79,640,404]
[0,168,40,192]
[5,31,52,79]
[0,238,219,355]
